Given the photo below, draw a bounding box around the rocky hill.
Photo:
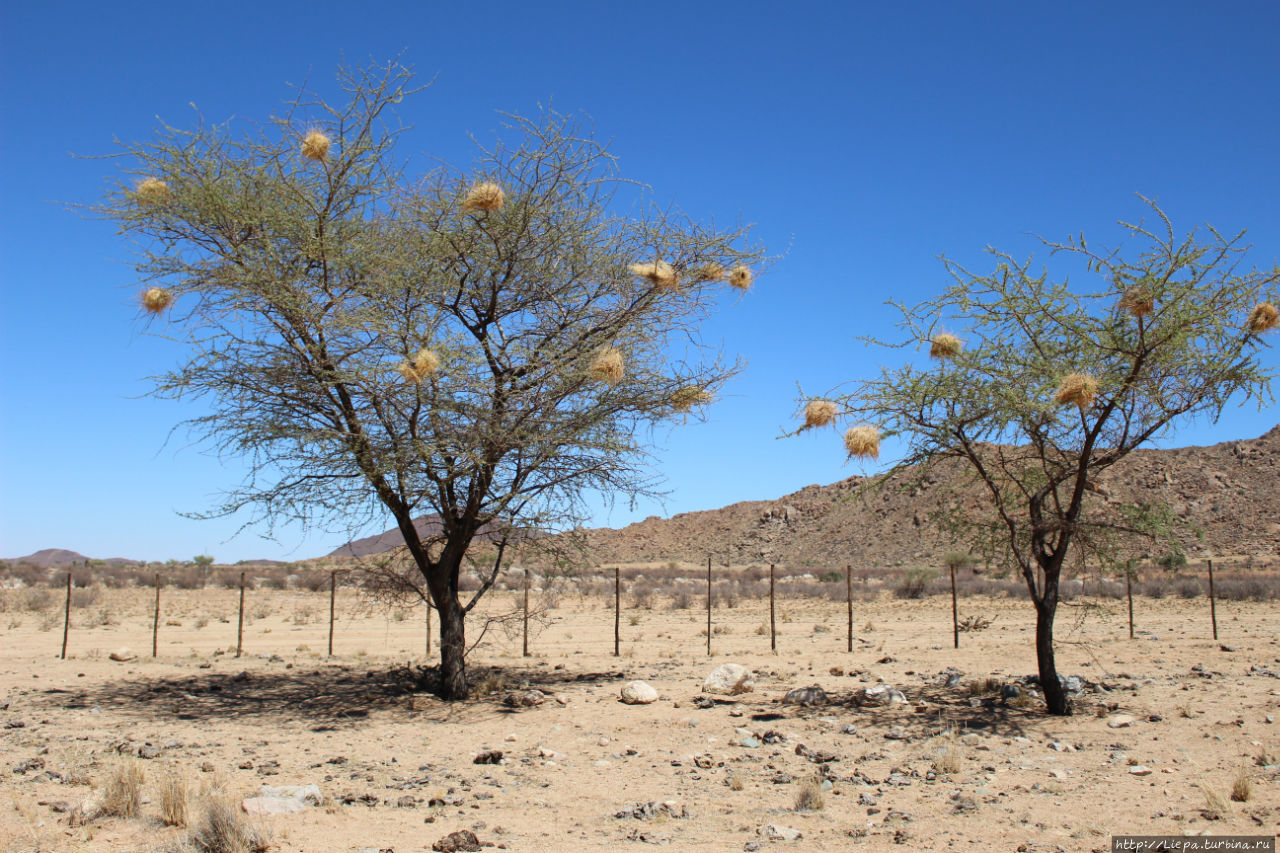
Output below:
[576,427,1280,568]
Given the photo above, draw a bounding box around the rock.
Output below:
[108,648,136,662]
[703,663,754,696]
[757,824,803,842]
[242,783,322,816]
[840,723,857,735]
[884,726,910,740]
[503,690,545,708]
[782,686,827,707]
[860,684,907,706]
[431,830,482,852]
[13,757,44,774]
[1128,765,1153,776]
[137,743,161,759]
[620,681,659,705]
[614,801,687,820]
[473,750,503,765]
[1107,714,1137,729]
[1062,675,1087,696]
[395,795,416,808]
[693,696,715,709]
[4,719,25,729]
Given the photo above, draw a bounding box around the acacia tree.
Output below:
[104,62,763,698]
[804,202,1276,714]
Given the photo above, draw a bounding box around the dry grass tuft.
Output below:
[1201,780,1230,819]
[691,263,727,283]
[803,400,839,428]
[1230,766,1253,802]
[192,796,269,853]
[843,425,880,458]
[141,287,175,315]
[101,758,145,818]
[929,333,962,359]
[727,771,745,791]
[793,776,824,811]
[395,348,441,384]
[1054,372,1098,410]
[727,265,753,291]
[1119,287,1154,318]
[630,259,678,290]
[301,131,331,162]
[134,177,172,206]
[671,386,712,412]
[158,768,189,827]
[462,181,505,213]
[1247,302,1279,333]
[589,347,625,385]
[933,731,963,775]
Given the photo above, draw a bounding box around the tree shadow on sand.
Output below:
[35,663,629,728]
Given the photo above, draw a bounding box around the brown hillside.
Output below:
[577,426,1280,568]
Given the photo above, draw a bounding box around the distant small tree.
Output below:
[801,201,1276,714]
[102,61,763,699]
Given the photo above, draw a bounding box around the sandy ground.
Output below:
[1,584,1277,852]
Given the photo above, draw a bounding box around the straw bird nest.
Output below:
[929,333,962,359]
[462,182,506,213]
[727,265,753,291]
[301,131,331,162]
[1054,373,1098,410]
[691,263,727,283]
[630,260,678,290]
[395,348,441,384]
[133,177,171,206]
[140,287,174,314]
[1118,287,1154,319]
[671,386,712,412]
[803,400,839,428]
[1247,302,1279,333]
[843,426,880,459]
[590,347,625,384]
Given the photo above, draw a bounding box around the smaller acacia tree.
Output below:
[802,201,1276,714]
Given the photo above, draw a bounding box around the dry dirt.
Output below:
[2,585,1277,852]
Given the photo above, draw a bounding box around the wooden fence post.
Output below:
[1207,558,1218,641]
[614,567,621,657]
[522,568,530,657]
[1126,560,1134,640]
[706,556,712,656]
[60,573,71,660]
[236,571,246,658]
[769,564,776,653]
[846,564,853,653]
[950,562,959,650]
[425,593,431,656]
[153,573,161,658]
[328,571,336,657]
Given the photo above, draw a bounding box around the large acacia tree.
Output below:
[105,62,763,698]
[805,202,1276,714]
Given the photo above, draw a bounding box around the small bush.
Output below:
[727,771,745,791]
[933,733,963,775]
[1175,578,1203,599]
[101,759,145,818]
[670,591,692,611]
[793,776,824,811]
[192,797,269,852]
[1230,767,1253,803]
[818,570,843,583]
[158,769,189,827]
[896,567,939,600]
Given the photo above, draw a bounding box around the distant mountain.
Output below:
[326,516,445,559]
[5,549,143,567]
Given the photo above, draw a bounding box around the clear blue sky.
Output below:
[2,1,1277,563]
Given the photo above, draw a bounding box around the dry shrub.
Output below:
[1230,767,1253,802]
[671,386,711,412]
[1201,781,1230,819]
[793,776,824,811]
[843,425,879,458]
[142,287,175,314]
[896,566,939,599]
[589,347,625,384]
[803,400,838,428]
[1054,373,1098,410]
[192,796,269,853]
[967,677,1002,695]
[629,259,678,290]
[159,768,189,827]
[933,732,963,774]
[727,771,745,791]
[462,181,505,213]
[1246,302,1279,333]
[101,758,145,818]
[395,348,440,384]
[1119,287,1154,318]
[929,333,962,359]
[727,265,753,291]
[134,177,171,205]
[301,131,331,162]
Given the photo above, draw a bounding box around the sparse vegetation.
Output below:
[101,759,145,818]
[793,776,825,811]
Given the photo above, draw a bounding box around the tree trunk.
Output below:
[1034,597,1070,715]
[437,591,468,700]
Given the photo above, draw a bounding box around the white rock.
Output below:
[242,796,306,816]
[1107,714,1137,729]
[256,784,322,805]
[620,681,659,704]
[1129,765,1153,776]
[758,823,803,841]
[108,648,136,662]
[703,663,755,696]
[861,684,907,706]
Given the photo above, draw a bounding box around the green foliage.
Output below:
[1156,551,1188,572]
[942,550,974,571]
[897,566,939,599]
[818,569,844,583]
